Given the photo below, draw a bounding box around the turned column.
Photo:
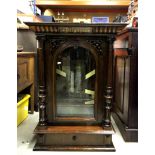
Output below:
[103,87,113,127]
[103,36,115,127]
[37,36,47,126]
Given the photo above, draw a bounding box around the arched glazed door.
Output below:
[55,46,96,118]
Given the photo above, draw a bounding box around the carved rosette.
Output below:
[103,87,113,127]
[39,86,47,126]
[86,40,106,55]
[46,39,66,54]
[108,36,115,44]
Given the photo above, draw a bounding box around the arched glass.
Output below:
[56,46,96,117]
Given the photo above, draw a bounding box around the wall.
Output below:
[17,0,41,15]
[17,0,34,14]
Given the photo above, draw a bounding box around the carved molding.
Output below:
[46,38,108,56]
[26,22,127,34]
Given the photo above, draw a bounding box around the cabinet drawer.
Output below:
[37,133,112,146]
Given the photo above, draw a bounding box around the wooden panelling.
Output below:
[114,56,130,124]
[112,28,138,142]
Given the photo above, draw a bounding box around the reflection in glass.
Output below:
[56,46,96,117]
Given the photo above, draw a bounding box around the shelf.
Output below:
[36,0,130,9]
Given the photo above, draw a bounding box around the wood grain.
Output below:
[34,125,114,134]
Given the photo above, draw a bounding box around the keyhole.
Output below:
[72,135,77,141]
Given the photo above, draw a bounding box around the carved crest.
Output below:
[46,37,107,56]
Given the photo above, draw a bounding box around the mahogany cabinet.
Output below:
[112,28,138,142]
[26,22,127,151]
[17,52,36,113]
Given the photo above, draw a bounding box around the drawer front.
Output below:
[37,133,112,146]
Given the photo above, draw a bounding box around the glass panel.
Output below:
[56,46,96,117]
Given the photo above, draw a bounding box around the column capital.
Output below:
[36,35,46,41]
[108,36,116,43]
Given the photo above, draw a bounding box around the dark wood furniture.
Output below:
[112,28,138,142]
[26,22,127,151]
[17,52,36,114]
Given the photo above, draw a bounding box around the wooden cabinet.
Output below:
[26,22,127,151]
[112,28,138,142]
[17,52,36,114]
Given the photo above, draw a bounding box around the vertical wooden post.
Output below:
[103,36,115,127]
[107,36,115,87]
[37,36,47,126]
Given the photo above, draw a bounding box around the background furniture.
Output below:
[17,52,36,114]
[35,0,128,23]
[112,28,138,142]
[17,27,38,113]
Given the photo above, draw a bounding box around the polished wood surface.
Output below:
[17,52,36,114]
[34,125,114,134]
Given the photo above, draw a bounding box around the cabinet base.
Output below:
[33,125,115,151]
[112,113,138,142]
[33,144,115,151]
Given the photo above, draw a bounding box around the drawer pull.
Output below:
[72,135,77,141]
